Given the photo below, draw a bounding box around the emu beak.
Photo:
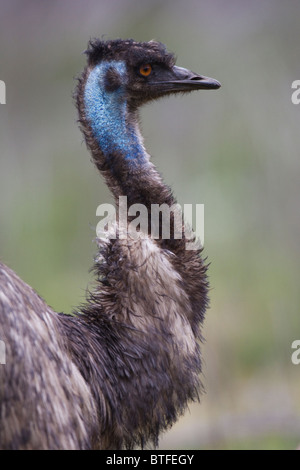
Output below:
[169,66,221,90]
[154,65,221,91]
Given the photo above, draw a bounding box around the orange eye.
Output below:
[139,64,152,77]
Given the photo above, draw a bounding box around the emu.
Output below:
[0,39,220,450]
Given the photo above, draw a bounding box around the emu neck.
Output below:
[84,62,147,167]
[83,63,175,209]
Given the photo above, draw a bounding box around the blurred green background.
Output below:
[1,0,300,450]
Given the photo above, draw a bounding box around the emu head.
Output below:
[84,38,221,109]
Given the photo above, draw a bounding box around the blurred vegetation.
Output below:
[1,0,300,449]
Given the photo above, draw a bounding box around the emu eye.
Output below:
[139,64,152,77]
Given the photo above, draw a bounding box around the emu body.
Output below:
[0,39,220,449]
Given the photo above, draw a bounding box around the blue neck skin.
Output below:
[84,61,148,167]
